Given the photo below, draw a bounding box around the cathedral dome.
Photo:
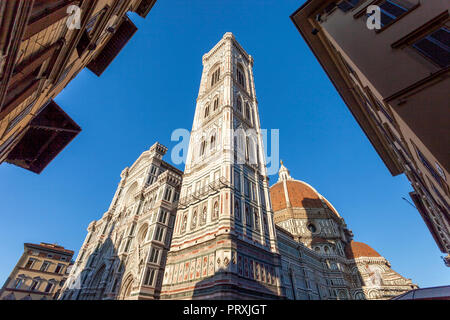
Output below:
[345,241,381,259]
[269,161,340,218]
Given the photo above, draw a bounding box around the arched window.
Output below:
[211,67,220,87]
[236,96,242,112]
[234,200,241,220]
[200,140,207,157]
[213,97,219,111]
[213,201,219,220]
[237,65,245,87]
[138,224,148,243]
[253,208,260,231]
[245,206,251,226]
[191,210,198,229]
[210,134,216,150]
[204,104,210,118]
[263,215,268,234]
[245,102,251,120]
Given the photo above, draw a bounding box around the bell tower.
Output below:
[160,33,283,299]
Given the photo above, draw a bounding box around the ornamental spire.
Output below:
[278,160,293,182]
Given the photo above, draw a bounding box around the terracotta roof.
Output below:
[25,242,74,255]
[345,241,381,259]
[270,180,325,211]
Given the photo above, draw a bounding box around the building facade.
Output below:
[160,32,283,300]
[272,162,418,300]
[0,0,156,173]
[0,242,74,300]
[291,0,450,266]
[59,143,182,300]
[59,33,417,300]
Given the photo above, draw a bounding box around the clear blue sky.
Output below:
[0,0,448,288]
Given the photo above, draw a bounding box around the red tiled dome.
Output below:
[345,241,381,259]
[270,180,340,219]
[270,180,323,212]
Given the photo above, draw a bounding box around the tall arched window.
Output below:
[245,206,251,226]
[246,136,254,162]
[234,200,241,220]
[213,97,219,111]
[236,96,242,112]
[138,224,148,243]
[204,104,210,118]
[213,201,219,220]
[253,208,260,231]
[237,65,245,87]
[245,102,251,119]
[211,67,220,87]
[210,134,216,150]
[200,140,207,157]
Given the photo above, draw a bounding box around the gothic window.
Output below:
[236,96,242,112]
[210,134,216,150]
[201,206,207,224]
[244,178,250,198]
[154,226,165,242]
[253,208,260,231]
[259,187,266,206]
[191,210,198,230]
[234,200,241,220]
[163,187,172,202]
[234,171,240,191]
[213,97,219,111]
[138,225,148,243]
[245,102,251,120]
[200,140,207,157]
[158,210,168,224]
[204,104,210,118]
[245,206,251,227]
[149,248,160,263]
[237,65,245,87]
[210,67,220,87]
[213,201,219,220]
[144,267,156,286]
[263,214,268,234]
